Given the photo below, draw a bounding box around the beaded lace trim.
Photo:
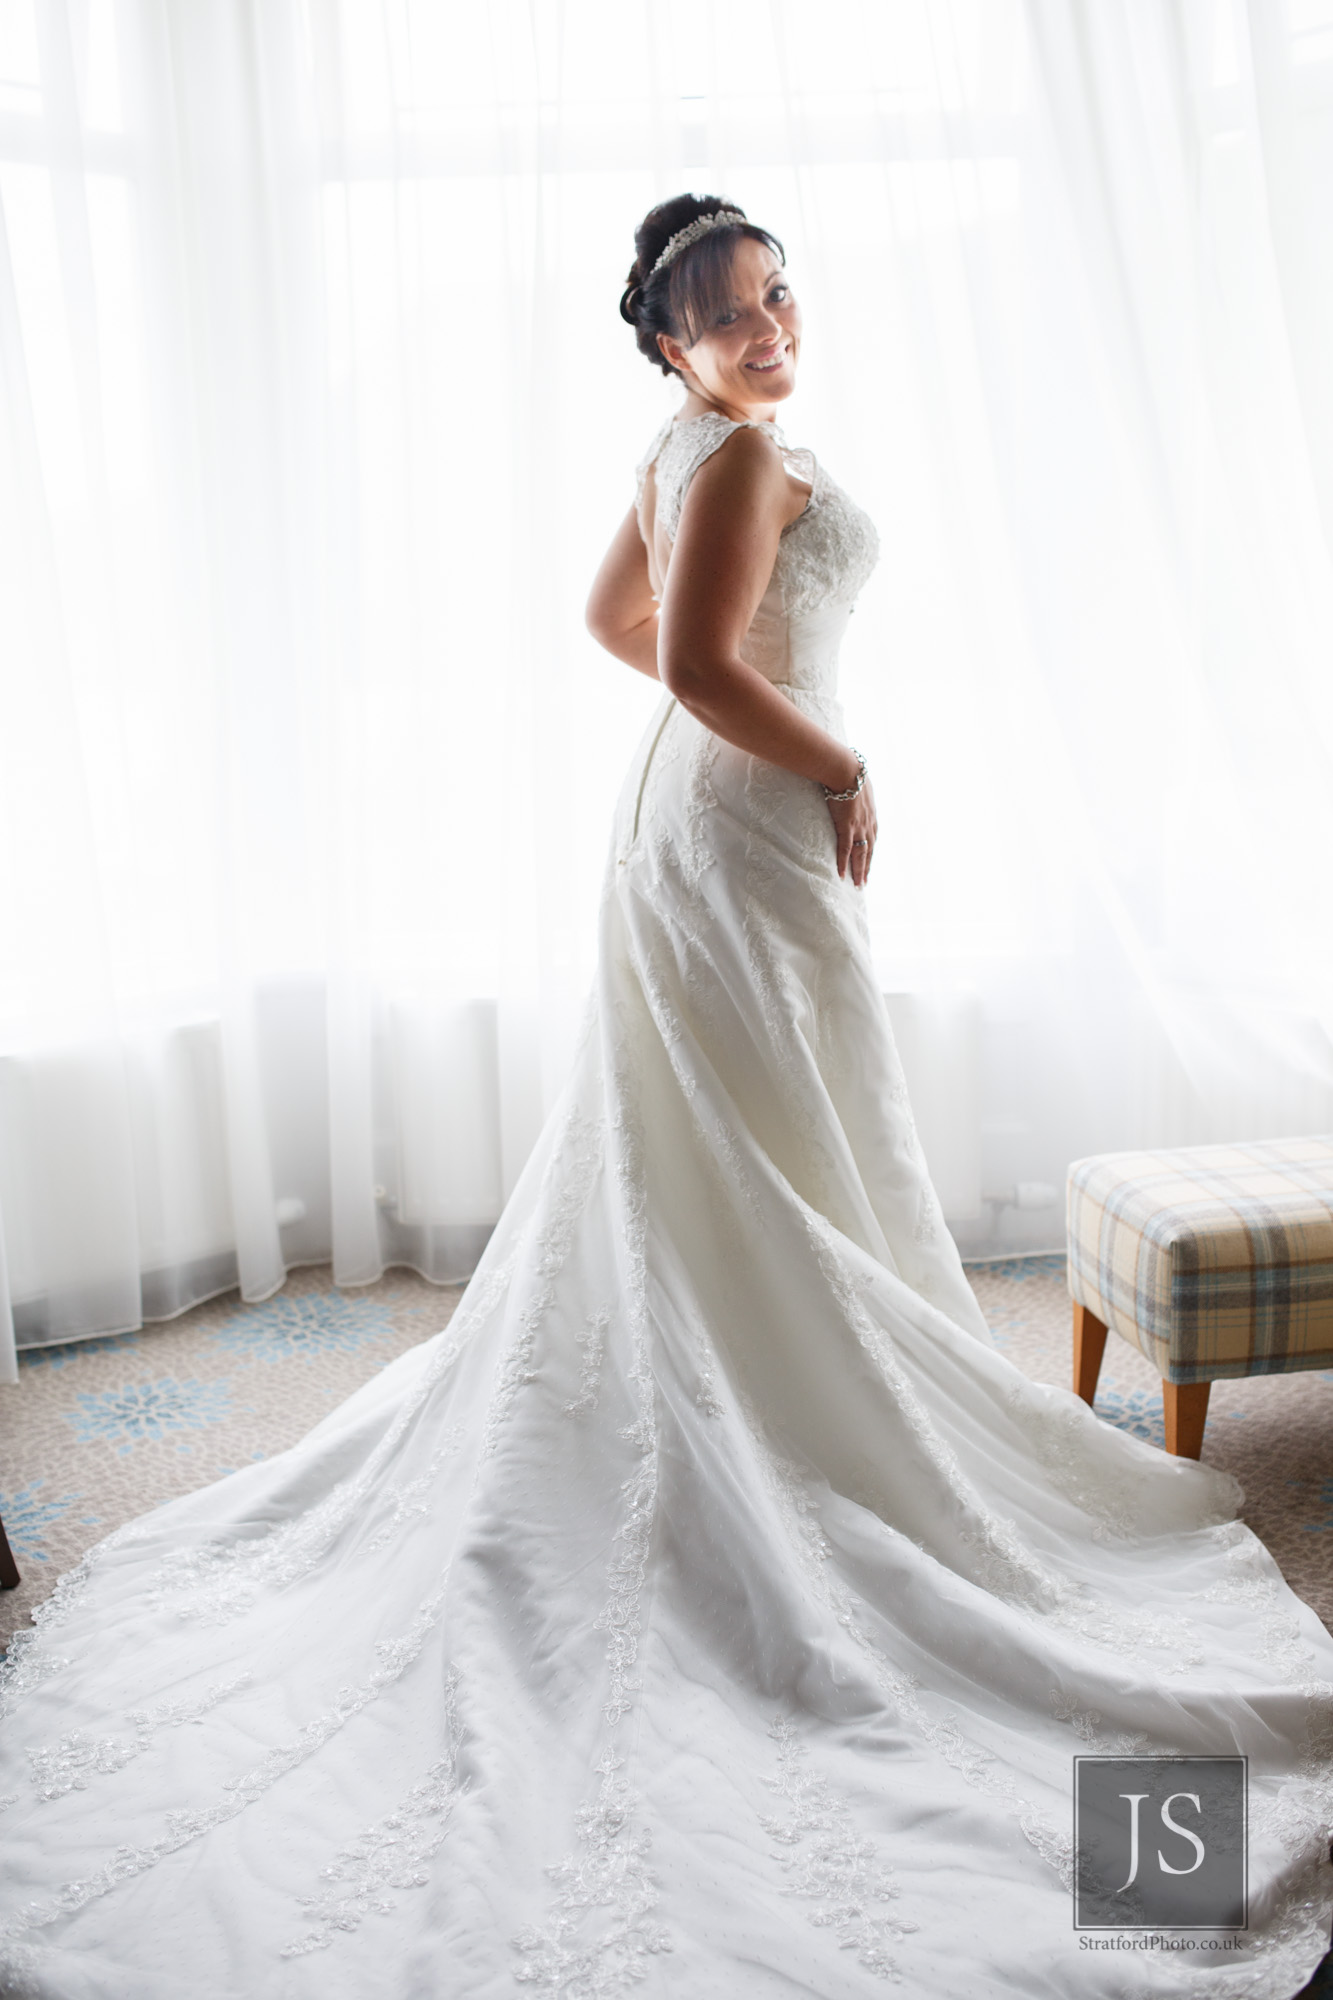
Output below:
[14,1672,253,1809]
[762,1717,918,1980]
[507,1727,669,1994]
[564,1306,613,1417]
[280,1669,466,1958]
[0,1583,450,1958]
[508,1000,670,1990]
[512,1756,671,1994]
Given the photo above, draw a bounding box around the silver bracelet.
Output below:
[822,748,867,802]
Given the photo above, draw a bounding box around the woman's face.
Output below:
[658,235,801,412]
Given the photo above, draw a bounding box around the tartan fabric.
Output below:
[1066,1136,1333,1384]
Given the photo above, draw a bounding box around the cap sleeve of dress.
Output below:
[652,413,781,543]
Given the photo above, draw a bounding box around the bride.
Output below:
[2,192,1332,2000]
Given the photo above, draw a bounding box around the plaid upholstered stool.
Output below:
[1066,1136,1333,1459]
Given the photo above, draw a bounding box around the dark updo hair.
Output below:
[620,193,786,378]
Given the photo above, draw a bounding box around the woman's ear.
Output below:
[656,329,688,376]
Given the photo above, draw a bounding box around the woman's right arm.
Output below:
[585,504,661,682]
[658,428,877,882]
[657,428,859,790]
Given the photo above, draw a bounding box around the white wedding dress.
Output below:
[3,412,1333,2000]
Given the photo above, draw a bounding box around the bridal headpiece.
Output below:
[649,208,747,277]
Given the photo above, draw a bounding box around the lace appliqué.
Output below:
[649,413,767,543]
[775,462,879,618]
[513,1756,671,1996]
[800,1213,1059,1617]
[565,1308,613,1417]
[483,1113,604,1457]
[362,1428,466,1553]
[593,995,661,1726]
[140,1426,468,1628]
[803,1206,1211,1671]
[678,728,721,900]
[1003,1371,1330,1692]
[511,1006,671,1988]
[747,1413,1076,1892]
[19,1672,253,1806]
[0,1546,123,1726]
[0,1635,72,1733]
[0,1583,450,1955]
[911,1186,941,1247]
[1001,1378,1165,1546]
[1048,1692,1149,1757]
[743,757,841,1218]
[762,1718,917,1980]
[280,1669,465,1957]
[692,1338,723,1418]
[1194,1521,1326,1685]
[596,1456,655,1730]
[636,936,695,1100]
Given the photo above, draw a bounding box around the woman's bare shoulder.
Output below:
[679,420,803,526]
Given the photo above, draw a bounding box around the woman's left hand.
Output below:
[826,781,877,888]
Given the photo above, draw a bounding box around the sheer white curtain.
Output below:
[2,0,1331,1378]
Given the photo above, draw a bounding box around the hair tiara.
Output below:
[649,208,747,278]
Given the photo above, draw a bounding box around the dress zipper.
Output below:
[631,697,678,843]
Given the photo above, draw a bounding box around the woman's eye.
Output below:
[716,310,738,326]
[769,286,790,303]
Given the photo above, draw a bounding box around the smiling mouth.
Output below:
[744,346,790,373]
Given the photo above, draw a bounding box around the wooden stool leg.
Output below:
[0,1513,20,1591]
[1072,1303,1109,1407]
[1162,1381,1211,1460]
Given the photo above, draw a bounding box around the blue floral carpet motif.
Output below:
[64,1376,241,1453]
[0,1480,100,1564]
[1084,1385,1165,1448]
[21,1331,142,1372]
[986,1252,1069,1284]
[208,1289,396,1364]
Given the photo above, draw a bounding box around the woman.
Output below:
[1,194,1331,2000]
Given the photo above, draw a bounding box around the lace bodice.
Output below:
[635,412,880,710]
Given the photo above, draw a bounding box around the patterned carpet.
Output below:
[3,1254,1332,1656]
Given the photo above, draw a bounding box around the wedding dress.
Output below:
[3,411,1333,2000]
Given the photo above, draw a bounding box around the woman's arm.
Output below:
[585,504,661,681]
[659,428,877,882]
[658,429,857,788]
